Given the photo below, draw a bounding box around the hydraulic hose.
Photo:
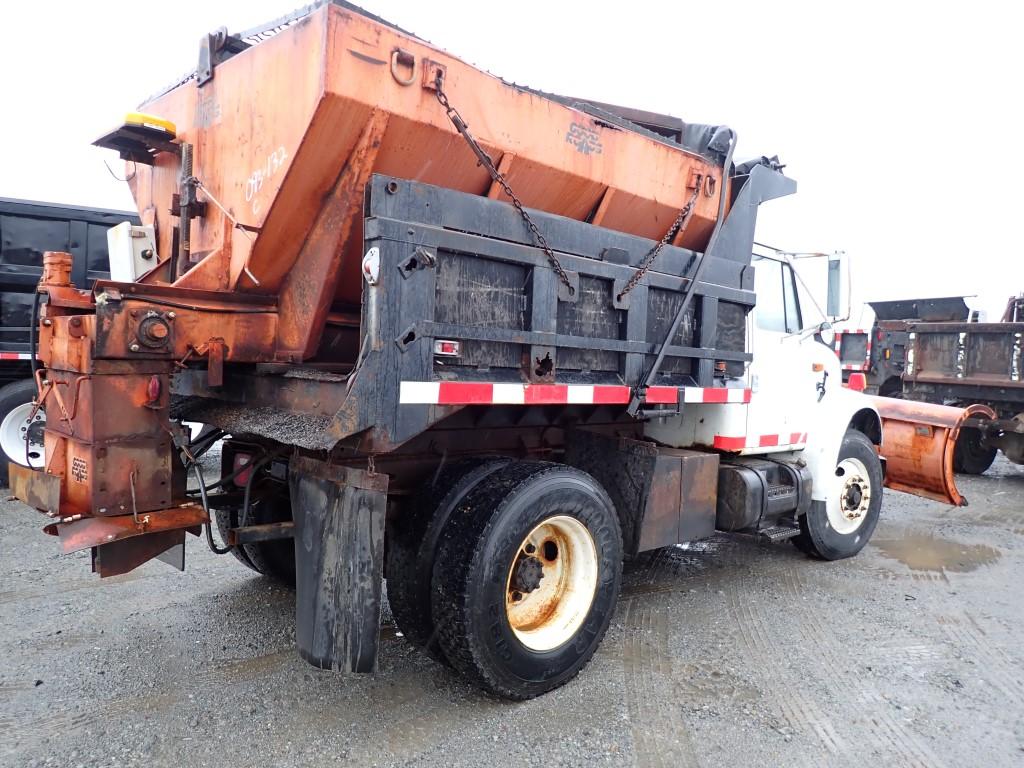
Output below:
[191,460,232,555]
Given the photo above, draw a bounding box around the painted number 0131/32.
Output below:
[245,146,288,214]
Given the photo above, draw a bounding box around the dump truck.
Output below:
[0,198,140,484]
[834,295,1023,475]
[900,294,1024,474]
[833,296,971,394]
[9,1,975,700]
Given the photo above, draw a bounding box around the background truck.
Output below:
[901,294,1024,474]
[833,296,971,394]
[833,294,1023,474]
[10,1,971,700]
[0,198,137,483]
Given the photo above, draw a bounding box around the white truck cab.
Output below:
[647,249,884,558]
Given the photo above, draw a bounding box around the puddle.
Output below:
[873,532,1001,574]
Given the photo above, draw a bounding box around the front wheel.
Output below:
[431,462,622,700]
[793,429,883,560]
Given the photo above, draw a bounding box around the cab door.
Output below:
[745,255,820,452]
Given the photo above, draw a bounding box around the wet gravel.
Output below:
[1,458,1022,767]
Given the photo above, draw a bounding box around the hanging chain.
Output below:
[615,181,702,302]
[434,74,575,296]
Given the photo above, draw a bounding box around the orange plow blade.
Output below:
[871,398,996,506]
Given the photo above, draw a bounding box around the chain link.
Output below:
[615,181,702,302]
[435,74,704,303]
[434,76,575,296]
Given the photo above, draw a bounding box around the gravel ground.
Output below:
[1,458,1022,767]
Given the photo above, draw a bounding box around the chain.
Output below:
[434,75,575,296]
[615,181,702,302]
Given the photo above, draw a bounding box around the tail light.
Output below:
[433,339,461,357]
[847,373,867,392]
[146,374,161,404]
[233,452,254,487]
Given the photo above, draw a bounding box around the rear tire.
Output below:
[953,428,997,475]
[793,429,882,561]
[431,462,622,700]
[0,379,44,487]
[385,458,511,664]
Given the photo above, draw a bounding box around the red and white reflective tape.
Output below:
[834,330,872,370]
[713,432,808,451]
[643,385,750,405]
[0,352,34,361]
[399,381,752,406]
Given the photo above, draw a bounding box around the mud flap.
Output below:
[871,397,996,506]
[289,457,388,673]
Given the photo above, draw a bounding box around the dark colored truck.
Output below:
[0,198,137,482]
[835,296,970,395]
[902,295,1024,473]
[837,294,1024,474]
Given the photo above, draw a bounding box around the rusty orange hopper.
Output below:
[125,0,730,356]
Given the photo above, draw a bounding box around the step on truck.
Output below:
[10,1,975,699]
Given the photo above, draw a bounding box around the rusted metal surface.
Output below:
[872,397,996,506]
[905,322,1024,389]
[91,528,188,578]
[55,503,207,554]
[227,521,295,545]
[275,109,389,360]
[128,3,727,306]
[636,448,719,551]
[9,463,61,514]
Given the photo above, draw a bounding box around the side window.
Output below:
[86,223,112,279]
[0,215,70,269]
[753,256,801,333]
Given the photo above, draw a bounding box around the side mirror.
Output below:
[825,251,851,322]
[826,256,841,319]
[815,321,835,348]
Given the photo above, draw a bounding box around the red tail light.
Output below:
[233,452,254,487]
[847,373,867,392]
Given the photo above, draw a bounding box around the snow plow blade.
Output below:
[871,397,996,506]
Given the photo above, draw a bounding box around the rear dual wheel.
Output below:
[390,461,622,699]
[434,462,622,699]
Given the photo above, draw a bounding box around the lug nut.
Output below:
[129,343,140,352]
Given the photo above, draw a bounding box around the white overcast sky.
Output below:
[1,0,1021,320]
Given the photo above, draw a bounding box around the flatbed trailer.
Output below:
[10,1,972,699]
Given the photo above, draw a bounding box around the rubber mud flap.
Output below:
[289,457,388,673]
